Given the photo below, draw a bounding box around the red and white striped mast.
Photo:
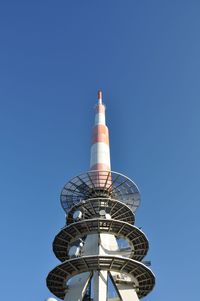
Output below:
[90,90,111,172]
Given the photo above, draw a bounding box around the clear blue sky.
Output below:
[0,1,200,300]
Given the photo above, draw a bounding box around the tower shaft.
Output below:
[46,91,155,301]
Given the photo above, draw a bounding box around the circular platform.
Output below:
[61,171,140,214]
[66,197,135,225]
[47,255,155,299]
[53,219,148,262]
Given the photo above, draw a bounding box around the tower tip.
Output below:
[98,90,103,104]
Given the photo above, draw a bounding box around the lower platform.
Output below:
[46,255,155,299]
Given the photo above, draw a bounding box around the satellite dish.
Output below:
[73,210,83,221]
[45,298,58,301]
[99,209,106,216]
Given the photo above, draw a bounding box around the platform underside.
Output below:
[61,171,140,214]
[66,197,135,225]
[47,255,155,300]
[53,218,148,262]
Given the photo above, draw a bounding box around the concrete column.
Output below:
[93,270,108,301]
[115,283,139,301]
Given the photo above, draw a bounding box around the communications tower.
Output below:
[46,91,155,301]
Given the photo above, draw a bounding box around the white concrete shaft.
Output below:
[93,270,108,301]
[114,282,139,301]
[85,233,118,301]
[64,231,138,301]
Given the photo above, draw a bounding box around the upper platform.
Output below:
[60,170,140,214]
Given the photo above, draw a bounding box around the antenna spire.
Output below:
[90,90,111,171]
[98,90,103,104]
